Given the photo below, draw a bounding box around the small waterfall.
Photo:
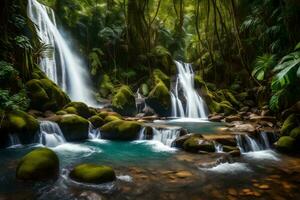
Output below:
[152,128,180,147]
[39,121,66,147]
[8,134,22,148]
[138,127,146,140]
[236,133,274,153]
[27,0,96,105]
[214,142,223,153]
[88,123,101,139]
[171,61,208,119]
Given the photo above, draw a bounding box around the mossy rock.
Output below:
[98,74,114,98]
[112,85,137,116]
[183,137,215,153]
[140,83,149,97]
[223,145,239,152]
[98,111,122,119]
[0,110,39,145]
[70,164,116,184]
[146,80,171,117]
[100,120,141,140]
[224,90,241,107]
[16,148,59,181]
[153,69,170,89]
[194,75,206,89]
[275,136,295,153]
[26,78,70,111]
[88,116,105,128]
[104,115,121,123]
[58,114,89,141]
[290,127,300,143]
[63,102,91,119]
[281,114,298,135]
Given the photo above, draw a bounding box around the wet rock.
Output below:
[70,163,116,184]
[228,188,238,196]
[209,114,224,122]
[281,114,298,135]
[16,148,59,181]
[112,85,137,116]
[173,134,203,149]
[88,115,105,128]
[183,137,215,153]
[249,115,276,123]
[225,115,241,123]
[175,171,193,178]
[228,150,241,157]
[240,106,250,112]
[79,191,106,200]
[223,145,239,152]
[204,134,236,146]
[62,102,92,119]
[275,136,295,153]
[290,127,300,143]
[228,123,256,133]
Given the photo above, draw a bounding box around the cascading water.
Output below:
[8,134,22,148]
[235,133,274,153]
[27,0,96,105]
[88,123,101,139]
[152,128,180,147]
[171,61,208,119]
[38,121,66,147]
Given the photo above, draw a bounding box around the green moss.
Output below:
[99,74,114,98]
[70,163,116,184]
[194,75,206,89]
[26,78,70,111]
[276,136,295,153]
[290,127,300,142]
[98,111,122,119]
[281,114,297,135]
[224,90,240,107]
[63,102,91,119]
[104,115,121,123]
[146,80,171,116]
[16,148,59,181]
[58,114,89,141]
[88,115,104,128]
[100,120,141,140]
[141,83,149,96]
[183,137,215,153]
[112,85,136,116]
[153,69,170,88]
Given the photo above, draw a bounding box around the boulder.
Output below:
[58,114,89,141]
[112,85,137,116]
[100,120,141,140]
[16,148,59,181]
[70,163,116,184]
[225,115,241,123]
[104,115,122,123]
[209,114,224,122]
[290,127,300,143]
[88,116,105,128]
[98,111,122,119]
[183,137,215,153]
[146,80,171,117]
[63,102,91,119]
[26,78,70,111]
[275,136,295,153]
[0,110,39,146]
[172,134,203,149]
[281,114,298,135]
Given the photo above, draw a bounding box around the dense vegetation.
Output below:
[1,0,300,118]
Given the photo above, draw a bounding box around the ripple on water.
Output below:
[200,162,252,174]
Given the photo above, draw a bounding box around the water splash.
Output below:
[152,127,180,147]
[171,61,208,119]
[88,123,101,139]
[38,121,66,147]
[27,0,96,106]
[7,134,22,148]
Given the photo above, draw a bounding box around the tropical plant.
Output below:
[252,54,276,81]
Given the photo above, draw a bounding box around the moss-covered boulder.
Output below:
[275,136,295,153]
[0,110,39,146]
[16,148,59,181]
[146,80,171,117]
[112,85,137,116]
[63,102,91,119]
[70,164,116,184]
[104,115,121,123]
[58,114,89,141]
[281,114,298,135]
[290,127,300,143]
[153,69,170,88]
[183,137,215,153]
[98,111,122,119]
[26,78,70,111]
[88,116,104,128]
[100,120,141,140]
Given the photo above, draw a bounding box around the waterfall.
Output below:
[152,128,180,147]
[171,61,208,119]
[88,123,101,139]
[38,121,66,147]
[8,134,22,148]
[236,133,274,153]
[27,0,96,105]
[214,142,223,153]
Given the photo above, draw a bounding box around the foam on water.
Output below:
[243,150,280,161]
[117,175,133,182]
[132,140,177,152]
[201,162,252,173]
[52,143,99,155]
